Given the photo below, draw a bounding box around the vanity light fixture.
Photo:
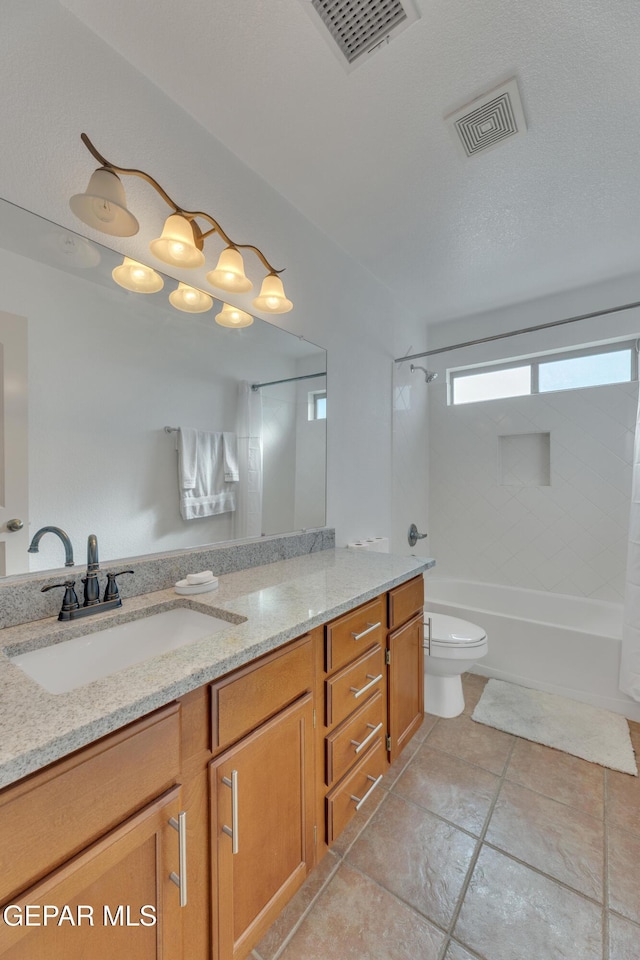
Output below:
[70,134,293,314]
[150,214,205,269]
[112,256,164,293]
[169,282,213,314]
[206,246,253,293]
[215,303,254,328]
[252,273,293,314]
[70,167,139,237]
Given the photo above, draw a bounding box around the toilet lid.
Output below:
[424,612,487,647]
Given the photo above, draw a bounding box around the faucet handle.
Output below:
[41,580,80,614]
[103,570,134,603]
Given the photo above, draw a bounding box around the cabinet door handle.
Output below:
[350,774,384,811]
[350,673,383,699]
[351,621,381,642]
[222,769,239,854]
[168,811,188,907]
[351,721,383,754]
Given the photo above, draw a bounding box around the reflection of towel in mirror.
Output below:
[177,428,239,520]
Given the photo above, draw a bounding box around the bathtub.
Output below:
[425,578,640,723]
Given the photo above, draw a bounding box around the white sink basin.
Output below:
[10,606,232,694]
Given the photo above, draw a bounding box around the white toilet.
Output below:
[423,611,488,718]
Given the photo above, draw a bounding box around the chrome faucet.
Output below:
[28,526,74,567]
[38,532,134,621]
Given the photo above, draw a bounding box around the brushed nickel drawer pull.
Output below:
[168,811,188,907]
[350,673,383,699]
[350,774,384,811]
[351,721,383,754]
[351,621,382,642]
[222,769,239,855]
[425,616,432,655]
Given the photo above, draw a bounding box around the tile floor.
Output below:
[252,674,640,960]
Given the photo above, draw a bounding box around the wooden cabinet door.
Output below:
[0,786,184,959]
[211,693,315,960]
[387,612,424,762]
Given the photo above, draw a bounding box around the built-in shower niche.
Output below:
[498,432,551,486]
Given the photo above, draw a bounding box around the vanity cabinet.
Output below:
[387,575,425,761]
[0,704,185,959]
[209,634,316,960]
[0,787,184,959]
[319,597,386,851]
[318,576,424,851]
[0,574,424,960]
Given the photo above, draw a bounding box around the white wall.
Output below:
[0,2,407,553]
[390,321,431,558]
[429,378,635,601]
[426,278,640,600]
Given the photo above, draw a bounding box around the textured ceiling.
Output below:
[60,0,640,324]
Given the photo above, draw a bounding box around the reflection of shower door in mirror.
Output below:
[0,310,28,575]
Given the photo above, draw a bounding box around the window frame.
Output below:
[448,338,638,406]
[308,389,327,421]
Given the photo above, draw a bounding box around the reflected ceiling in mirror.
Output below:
[0,198,326,576]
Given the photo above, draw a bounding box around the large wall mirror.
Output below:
[0,198,326,575]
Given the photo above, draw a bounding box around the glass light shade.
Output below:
[252,274,293,314]
[215,303,254,328]
[112,257,164,294]
[206,247,253,293]
[169,282,212,314]
[149,214,205,268]
[69,167,139,237]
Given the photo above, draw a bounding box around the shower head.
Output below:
[410,364,438,384]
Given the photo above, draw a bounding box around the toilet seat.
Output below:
[424,612,487,652]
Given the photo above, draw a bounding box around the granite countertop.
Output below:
[0,548,434,790]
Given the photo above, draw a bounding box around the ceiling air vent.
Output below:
[446,78,527,158]
[299,0,421,71]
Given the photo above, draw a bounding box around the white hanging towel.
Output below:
[177,428,239,520]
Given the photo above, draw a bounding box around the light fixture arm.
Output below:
[79,133,284,276]
[80,133,181,213]
[192,218,284,276]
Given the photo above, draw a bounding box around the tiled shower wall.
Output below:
[428,378,638,601]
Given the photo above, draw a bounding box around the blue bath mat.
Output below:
[472,679,638,776]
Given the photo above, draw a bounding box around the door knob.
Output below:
[6,519,24,532]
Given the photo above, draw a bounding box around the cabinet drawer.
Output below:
[325,597,385,673]
[388,575,424,631]
[325,689,385,787]
[326,737,386,844]
[325,644,385,728]
[211,634,313,752]
[0,702,181,904]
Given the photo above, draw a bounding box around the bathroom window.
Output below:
[308,390,327,420]
[449,340,637,405]
[538,347,632,393]
[452,365,531,405]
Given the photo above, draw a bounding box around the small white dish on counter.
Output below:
[175,571,219,595]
